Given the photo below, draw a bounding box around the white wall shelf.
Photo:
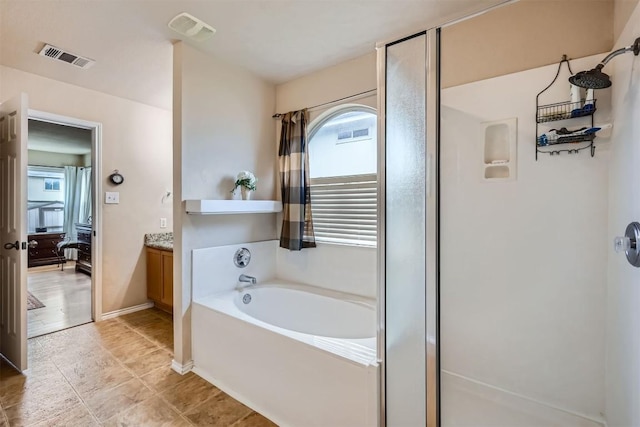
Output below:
[185,200,282,215]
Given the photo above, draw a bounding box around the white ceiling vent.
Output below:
[168,12,216,42]
[38,44,95,70]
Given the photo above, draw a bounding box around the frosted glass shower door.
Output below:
[380,29,438,426]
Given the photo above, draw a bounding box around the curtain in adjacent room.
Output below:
[63,166,79,259]
[62,166,92,259]
[278,109,316,250]
[77,167,92,224]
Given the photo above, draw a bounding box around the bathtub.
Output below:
[237,284,375,337]
[192,281,379,427]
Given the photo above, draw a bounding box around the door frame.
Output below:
[28,110,103,321]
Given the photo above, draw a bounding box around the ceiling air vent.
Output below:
[38,44,95,70]
[168,12,216,42]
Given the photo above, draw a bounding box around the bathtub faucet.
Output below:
[238,274,257,286]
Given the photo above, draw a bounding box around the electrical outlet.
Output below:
[160,218,167,228]
[105,192,119,204]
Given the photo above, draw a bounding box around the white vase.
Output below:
[241,187,252,200]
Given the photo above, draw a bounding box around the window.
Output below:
[44,178,61,191]
[308,106,377,247]
[28,167,65,233]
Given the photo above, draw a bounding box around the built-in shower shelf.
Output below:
[185,200,283,215]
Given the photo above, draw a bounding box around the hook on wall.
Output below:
[161,190,172,203]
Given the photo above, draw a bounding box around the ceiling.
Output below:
[28,119,92,155]
[0,0,508,111]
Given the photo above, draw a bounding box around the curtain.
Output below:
[62,166,92,259]
[63,166,78,259]
[278,109,316,250]
[77,167,92,224]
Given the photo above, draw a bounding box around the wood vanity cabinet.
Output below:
[27,232,66,268]
[75,223,92,276]
[146,247,173,313]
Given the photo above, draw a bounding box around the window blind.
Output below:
[310,173,377,247]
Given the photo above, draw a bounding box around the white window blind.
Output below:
[310,173,377,247]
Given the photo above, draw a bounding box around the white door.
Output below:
[0,93,28,372]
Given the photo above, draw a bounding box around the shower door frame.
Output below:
[377,28,441,426]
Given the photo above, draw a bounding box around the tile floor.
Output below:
[27,263,92,338]
[0,308,277,426]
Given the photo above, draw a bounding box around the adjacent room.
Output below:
[26,119,93,338]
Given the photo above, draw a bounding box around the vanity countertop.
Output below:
[145,232,173,251]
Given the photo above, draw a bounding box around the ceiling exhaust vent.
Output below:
[168,12,216,42]
[38,44,95,70]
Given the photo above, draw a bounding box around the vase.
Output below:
[241,187,252,200]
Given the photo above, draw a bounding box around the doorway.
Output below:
[26,111,102,338]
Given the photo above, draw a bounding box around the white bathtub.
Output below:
[192,281,379,427]
[236,284,376,339]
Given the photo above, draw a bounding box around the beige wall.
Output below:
[0,65,173,314]
[614,0,639,40]
[276,52,376,113]
[441,0,614,88]
[28,149,85,167]
[172,42,276,366]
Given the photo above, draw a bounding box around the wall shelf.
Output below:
[185,200,283,215]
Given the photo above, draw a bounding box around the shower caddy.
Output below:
[535,55,597,160]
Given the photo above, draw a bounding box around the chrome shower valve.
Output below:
[614,222,640,267]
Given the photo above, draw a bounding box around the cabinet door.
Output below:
[161,252,173,307]
[146,248,162,302]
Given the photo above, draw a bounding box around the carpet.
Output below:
[27,292,45,310]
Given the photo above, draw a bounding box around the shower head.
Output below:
[569,65,611,89]
[568,36,640,89]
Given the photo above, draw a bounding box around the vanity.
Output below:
[145,233,173,313]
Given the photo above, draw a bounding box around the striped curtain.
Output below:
[278,109,316,250]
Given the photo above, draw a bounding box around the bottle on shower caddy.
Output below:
[570,83,582,106]
[585,88,595,106]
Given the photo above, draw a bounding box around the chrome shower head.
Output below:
[569,65,612,89]
[568,36,640,89]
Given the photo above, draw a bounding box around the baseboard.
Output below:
[171,359,194,375]
[101,301,154,320]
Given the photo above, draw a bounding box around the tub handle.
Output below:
[234,247,251,268]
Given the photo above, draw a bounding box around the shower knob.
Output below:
[614,222,640,267]
[233,247,251,268]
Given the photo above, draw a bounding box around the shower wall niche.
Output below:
[482,118,517,181]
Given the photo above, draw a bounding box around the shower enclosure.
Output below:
[378,29,438,427]
[380,2,619,425]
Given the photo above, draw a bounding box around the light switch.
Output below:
[160,218,167,228]
[105,192,120,204]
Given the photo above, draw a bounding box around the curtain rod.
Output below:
[272,88,377,118]
[28,164,88,169]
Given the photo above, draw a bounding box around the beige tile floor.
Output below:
[27,263,92,338]
[0,308,277,426]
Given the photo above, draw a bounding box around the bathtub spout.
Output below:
[238,274,257,286]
